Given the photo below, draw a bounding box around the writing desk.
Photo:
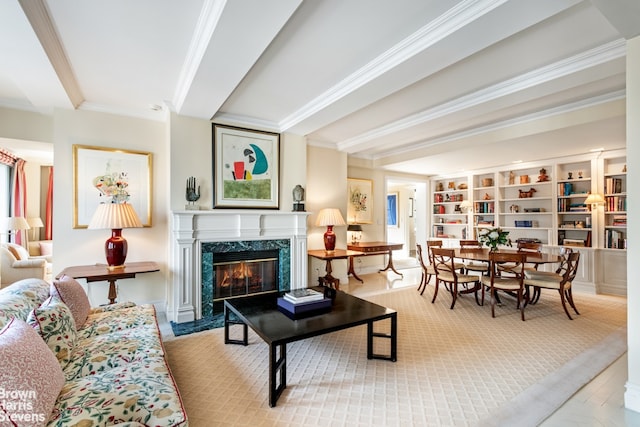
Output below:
[347,242,404,282]
[57,261,160,304]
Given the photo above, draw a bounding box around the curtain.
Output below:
[45,167,53,240]
[10,159,27,244]
[0,147,17,166]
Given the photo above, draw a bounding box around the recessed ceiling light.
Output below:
[512,160,522,164]
[149,104,164,111]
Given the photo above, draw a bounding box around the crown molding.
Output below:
[372,90,626,160]
[18,0,84,109]
[173,0,227,113]
[338,39,627,152]
[211,113,281,132]
[278,0,508,131]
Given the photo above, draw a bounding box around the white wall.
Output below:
[52,109,168,307]
[625,34,640,413]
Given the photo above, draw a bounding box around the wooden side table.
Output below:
[56,261,160,304]
[307,249,363,290]
[347,242,404,277]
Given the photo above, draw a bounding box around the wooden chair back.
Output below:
[517,241,542,253]
[431,247,456,276]
[459,240,481,248]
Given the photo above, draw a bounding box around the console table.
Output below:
[57,261,160,304]
[307,249,363,289]
[347,242,404,282]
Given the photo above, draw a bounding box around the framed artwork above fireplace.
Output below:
[212,124,280,209]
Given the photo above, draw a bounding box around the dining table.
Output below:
[452,247,562,266]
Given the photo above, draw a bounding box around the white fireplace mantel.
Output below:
[169,210,310,323]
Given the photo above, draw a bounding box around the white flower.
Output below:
[488,231,499,240]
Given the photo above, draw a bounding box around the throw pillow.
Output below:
[7,243,29,261]
[27,295,77,368]
[0,318,64,427]
[50,275,91,329]
[39,241,53,256]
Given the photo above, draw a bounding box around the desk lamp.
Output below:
[88,203,143,270]
[347,224,363,244]
[315,208,346,253]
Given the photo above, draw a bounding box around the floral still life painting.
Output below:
[478,227,512,251]
[73,145,152,228]
[213,124,280,209]
[347,178,373,224]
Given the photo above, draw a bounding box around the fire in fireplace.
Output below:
[213,250,279,301]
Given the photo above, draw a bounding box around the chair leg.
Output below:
[519,289,527,321]
[565,288,580,315]
[417,272,425,292]
[474,281,481,306]
[558,288,574,320]
[490,287,496,318]
[450,282,457,309]
[431,279,439,304]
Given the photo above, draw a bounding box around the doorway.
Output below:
[386,178,428,265]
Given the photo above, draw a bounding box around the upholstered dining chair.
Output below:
[524,251,581,320]
[481,252,528,320]
[416,244,435,295]
[459,239,489,276]
[528,247,573,304]
[431,247,481,309]
[426,240,464,272]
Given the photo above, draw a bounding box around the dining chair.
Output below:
[458,239,489,276]
[481,252,528,320]
[524,251,581,319]
[498,240,542,275]
[528,247,573,304]
[426,240,465,272]
[416,244,435,295]
[431,247,481,309]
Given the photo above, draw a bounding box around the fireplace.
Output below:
[213,249,279,300]
[170,210,309,324]
[200,238,290,318]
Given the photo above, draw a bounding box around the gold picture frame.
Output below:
[347,178,373,224]
[73,145,152,228]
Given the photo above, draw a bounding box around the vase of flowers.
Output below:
[478,227,512,251]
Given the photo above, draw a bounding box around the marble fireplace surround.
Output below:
[170,210,310,323]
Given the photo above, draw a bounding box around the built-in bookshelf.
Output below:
[495,165,553,244]
[603,157,627,250]
[472,173,495,231]
[555,160,593,248]
[431,176,469,239]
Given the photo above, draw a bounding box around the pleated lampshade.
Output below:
[88,203,143,269]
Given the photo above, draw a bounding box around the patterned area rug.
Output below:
[163,287,627,426]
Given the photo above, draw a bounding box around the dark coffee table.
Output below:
[224,287,397,407]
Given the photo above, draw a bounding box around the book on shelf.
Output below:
[605,177,623,194]
[283,288,325,304]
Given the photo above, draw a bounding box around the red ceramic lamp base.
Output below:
[105,229,128,269]
[323,225,336,252]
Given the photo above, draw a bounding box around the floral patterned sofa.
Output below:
[0,277,188,427]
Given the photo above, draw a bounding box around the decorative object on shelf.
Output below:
[510,204,519,213]
[509,171,515,185]
[316,208,346,253]
[578,171,583,179]
[292,184,305,211]
[518,188,537,198]
[347,178,373,224]
[185,176,200,210]
[448,181,455,189]
[482,178,493,187]
[347,224,363,244]
[567,172,573,179]
[436,182,444,191]
[519,175,530,184]
[622,164,627,173]
[88,202,143,270]
[457,183,468,190]
[478,227,512,252]
[483,193,491,200]
[537,168,549,182]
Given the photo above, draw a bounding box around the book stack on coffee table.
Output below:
[277,288,332,319]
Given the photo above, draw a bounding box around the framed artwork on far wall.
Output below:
[347,178,373,224]
[73,145,152,229]
[387,193,398,227]
[212,123,280,209]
